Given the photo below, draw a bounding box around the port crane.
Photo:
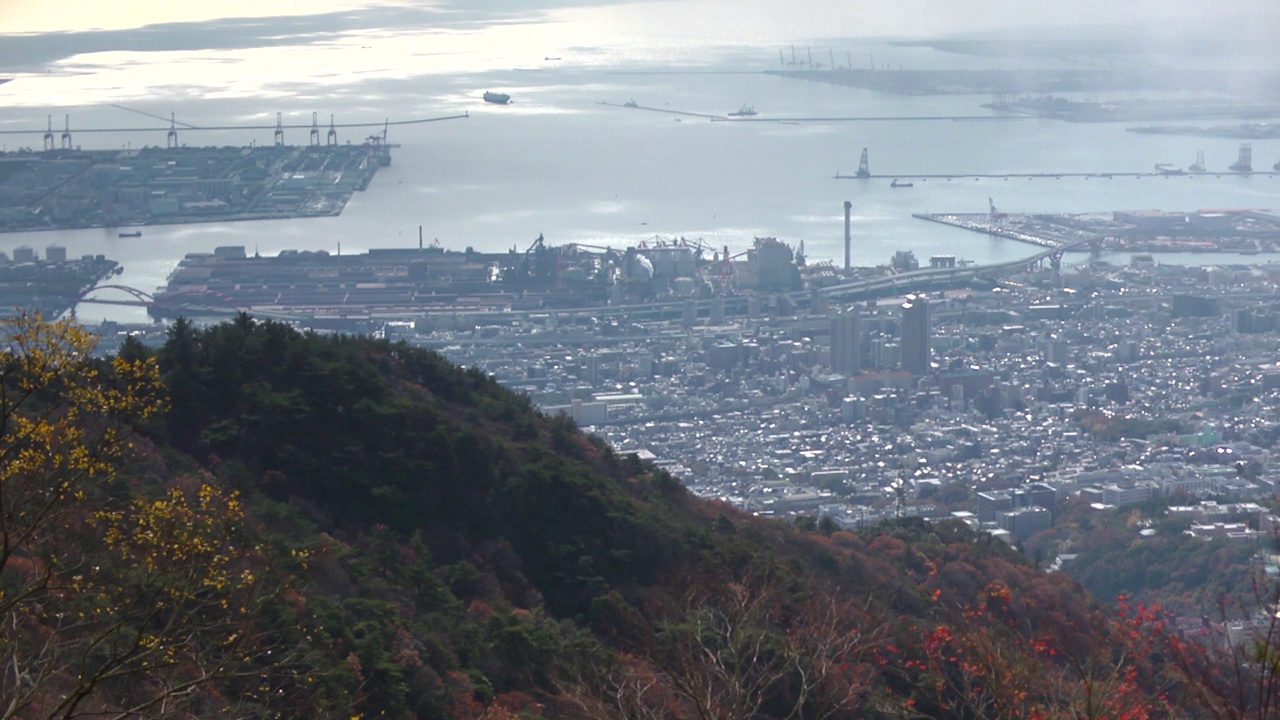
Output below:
[0,112,468,138]
[988,197,1008,232]
[716,244,751,294]
[855,148,870,178]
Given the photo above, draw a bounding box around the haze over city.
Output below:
[6,1,1280,717]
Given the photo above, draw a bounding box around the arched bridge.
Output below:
[73,285,246,314]
[75,285,155,307]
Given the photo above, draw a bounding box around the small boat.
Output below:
[728,104,757,117]
[118,230,142,238]
[890,179,913,188]
[482,91,511,105]
[1155,163,1184,175]
[544,56,561,60]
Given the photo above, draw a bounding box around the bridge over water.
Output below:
[71,238,1095,325]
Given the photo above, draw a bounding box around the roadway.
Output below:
[76,238,1095,325]
[0,113,470,135]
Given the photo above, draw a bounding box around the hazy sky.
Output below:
[0,0,1275,36]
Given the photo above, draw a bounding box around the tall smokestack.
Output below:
[843,200,852,272]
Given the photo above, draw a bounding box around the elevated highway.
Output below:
[73,238,1095,327]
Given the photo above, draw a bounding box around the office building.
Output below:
[829,310,861,376]
[901,295,930,374]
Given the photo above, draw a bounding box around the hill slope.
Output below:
[3,315,1267,719]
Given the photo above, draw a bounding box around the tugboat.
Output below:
[728,104,757,117]
[890,179,914,188]
[483,91,511,105]
[1189,151,1206,173]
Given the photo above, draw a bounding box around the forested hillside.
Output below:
[2,313,1277,719]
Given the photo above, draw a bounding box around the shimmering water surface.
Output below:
[1,0,1278,322]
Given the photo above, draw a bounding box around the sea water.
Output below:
[0,1,1276,323]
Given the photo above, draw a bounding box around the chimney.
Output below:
[843,200,852,271]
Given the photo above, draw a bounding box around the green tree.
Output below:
[0,314,288,719]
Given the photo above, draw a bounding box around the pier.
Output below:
[835,171,1279,181]
[0,143,395,233]
[597,101,724,120]
[601,100,1026,123]
[915,208,1280,255]
[712,116,1025,123]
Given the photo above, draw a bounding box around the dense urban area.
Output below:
[59,210,1280,571]
[410,253,1280,551]
[12,7,1280,716]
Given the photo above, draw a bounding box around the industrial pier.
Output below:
[917,206,1280,254]
[0,243,121,318]
[148,232,826,327]
[0,143,392,233]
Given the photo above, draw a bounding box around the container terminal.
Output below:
[0,142,391,233]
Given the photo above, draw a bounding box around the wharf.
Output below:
[0,143,392,234]
[914,213,1090,250]
[837,171,1279,181]
[916,208,1280,255]
[0,252,121,318]
[601,101,1023,123]
[598,101,723,119]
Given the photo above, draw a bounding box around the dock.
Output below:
[914,208,1280,255]
[601,101,1025,123]
[0,143,394,234]
[836,172,1279,181]
[713,116,1025,123]
[597,101,724,120]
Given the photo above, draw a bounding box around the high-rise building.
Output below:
[829,310,861,376]
[900,295,930,374]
